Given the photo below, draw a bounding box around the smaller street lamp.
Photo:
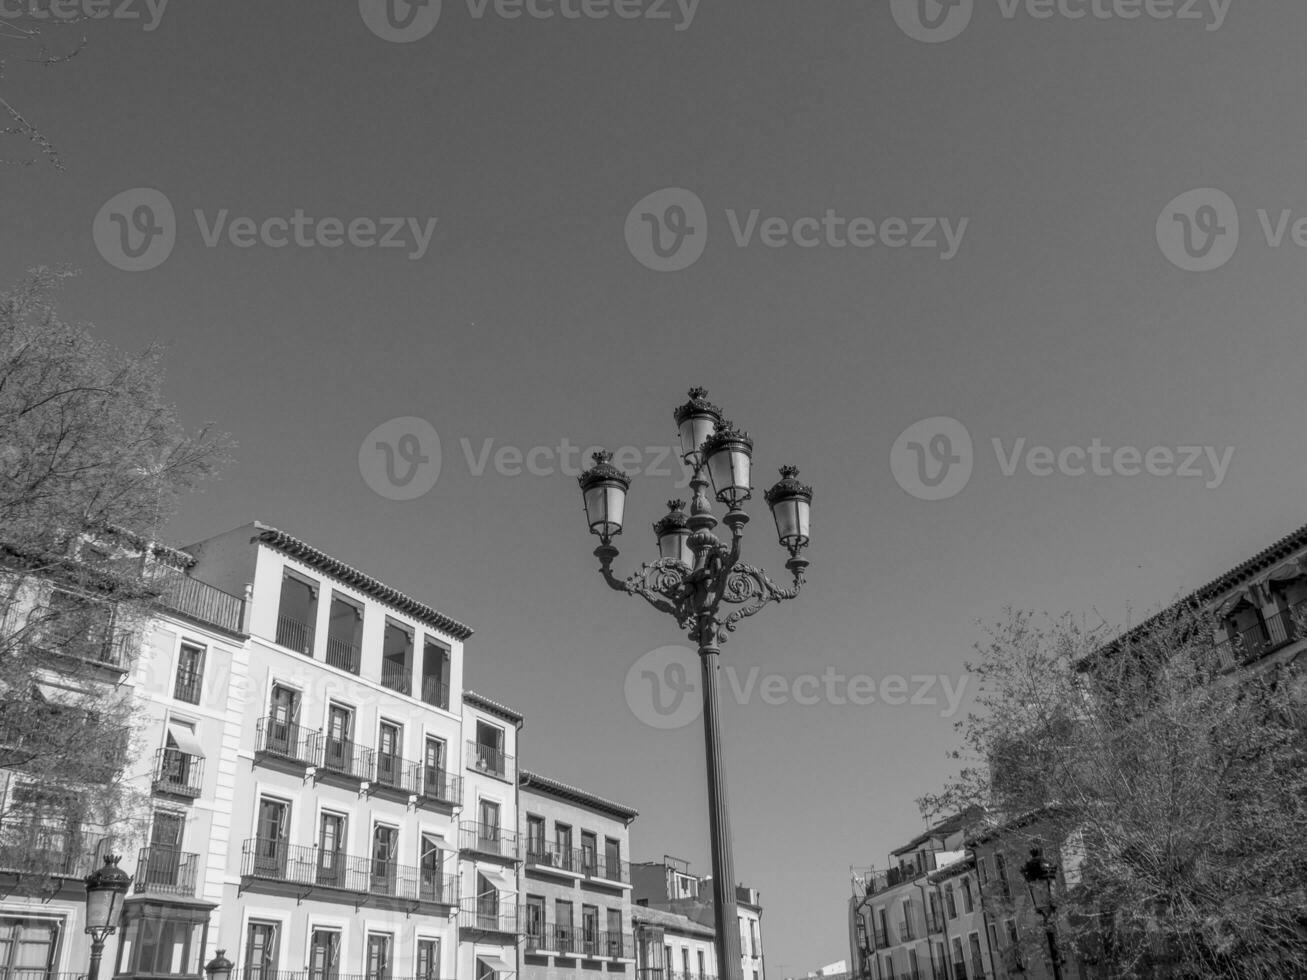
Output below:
[205,949,234,980]
[653,500,693,566]
[1021,848,1065,980]
[579,451,632,545]
[84,855,131,980]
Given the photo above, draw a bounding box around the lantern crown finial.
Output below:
[674,387,723,426]
[765,465,813,504]
[578,450,631,490]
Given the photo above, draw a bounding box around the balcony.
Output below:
[134,847,199,897]
[325,636,360,674]
[275,614,314,655]
[588,853,631,887]
[255,717,317,770]
[899,920,913,942]
[458,898,520,936]
[152,747,204,799]
[371,751,422,800]
[418,767,462,810]
[0,821,109,879]
[150,566,245,634]
[525,841,582,877]
[239,839,457,911]
[421,676,450,710]
[314,734,374,785]
[460,821,519,862]
[466,740,514,782]
[1214,598,1307,669]
[380,659,412,696]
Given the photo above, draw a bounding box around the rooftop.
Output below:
[519,770,638,823]
[631,904,715,939]
[465,689,524,724]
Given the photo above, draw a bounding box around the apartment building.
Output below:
[518,770,637,980]
[850,813,996,980]
[0,531,248,980]
[631,905,715,980]
[458,692,522,980]
[631,860,764,980]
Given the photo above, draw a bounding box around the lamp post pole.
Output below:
[579,389,813,980]
[1021,849,1065,980]
[84,855,131,980]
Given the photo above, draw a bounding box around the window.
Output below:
[950,937,967,980]
[0,917,60,980]
[365,934,391,980]
[696,950,706,979]
[323,704,355,773]
[977,857,987,884]
[994,852,1011,898]
[416,939,440,980]
[326,592,362,673]
[556,900,574,951]
[372,825,398,893]
[476,872,500,927]
[877,907,888,946]
[681,948,690,979]
[524,896,545,941]
[377,721,402,787]
[527,815,545,859]
[479,800,501,846]
[749,919,759,956]
[607,908,624,956]
[253,798,289,876]
[987,923,999,956]
[174,642,204,703]
[309,929,340,980]
[556,823,573,867]
[244,921,279,980]
[421,639,450,708]
[967,933,984,979]
[961,878,973,913]
[276,572,317,654]
[605,836,622,878]
[927,892,941,930]
[900,898,913,940]
[419,834,445,902]
[945,886,956,918]
[582,905,599,953]
[474,721,506,776]
[423,737,447,799]
[265,684,301,756]
[664,946,672,976]
[581,831,597,874]
[1004,920,1019,946]
[908,949,920,980]
[381,620,413,695]
[143,810,185,889]
[318,812,346,885]
[159,721,203,795]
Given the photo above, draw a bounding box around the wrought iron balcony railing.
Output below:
[0,821,110,878]
[380,660,412,696]
[458,899,520,934]
[466,740,513,780]
[525,840,580,873]
[325,636,361,674]
[135,847,200,896]
[421,676,450,710]
[153,747,204,798]
[315,734,375,782]
[459,821,519,860]
[275,615,314,655]
[256,717,318,767]
[240,839,456,905]
[420,766,462,807]
[1214,598,1307,669]
[590,853,630,884]
[150,566,245,634]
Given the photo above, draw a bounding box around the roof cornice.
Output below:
[520,770,639,822]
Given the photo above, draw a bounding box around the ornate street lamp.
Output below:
[205,949,234,980]
[1021,848,1065,980]
[579,388,813,980]
[84,855,131,980]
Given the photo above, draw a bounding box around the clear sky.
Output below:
[4,0,1307,972]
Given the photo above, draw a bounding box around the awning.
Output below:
[477,868,517,894]
[167,721,206,758]
[476,955,515,975]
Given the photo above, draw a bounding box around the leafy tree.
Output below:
[0,13,85,169]
[0,268,231,882]
[923,609,1307,980]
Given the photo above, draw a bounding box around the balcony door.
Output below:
[0,916,59,980]
[478,800,500,852]
[365,935,391,980]
[475,721,504,775]
[324,705,353,773]
[423,737,446,798]
[371,825,398,894]
[244,921,279,980]
[254,798,289,876]
[377,722,401,787]
[607,909,623,957]
[145,810,183,888]
[317,813,346,886]
[526,815,545,861]
[419,834,444,902]
[582,906,599,955]
[267,685,300,755]
[416,939,440,980]
[475,872,499,929]
[308,929,340,980]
